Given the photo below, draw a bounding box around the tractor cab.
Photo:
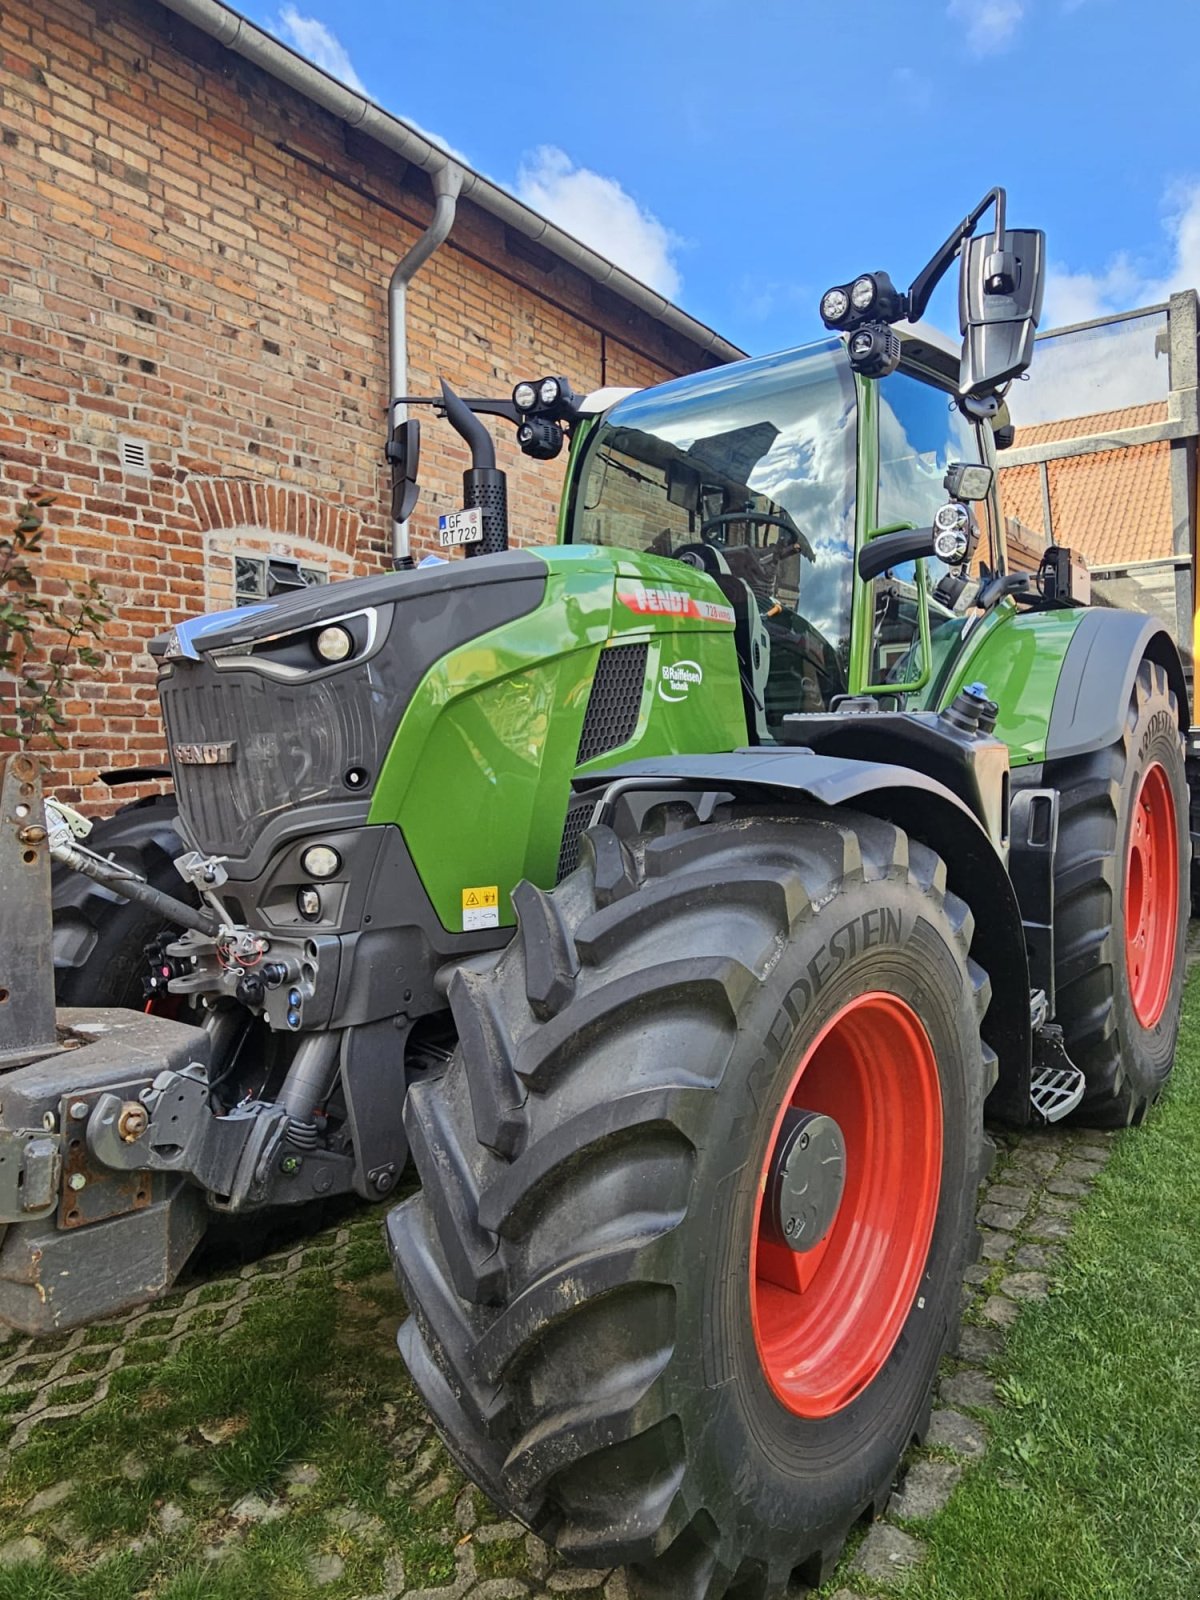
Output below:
[561,327,1000,737]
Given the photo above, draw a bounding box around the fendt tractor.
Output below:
[1,189,1188,1596]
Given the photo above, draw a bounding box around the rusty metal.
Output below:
[58,1089,153,1232]
[0,754,58,1068]
[117,1102,149,1142]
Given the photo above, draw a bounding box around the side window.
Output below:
[869,373,984,686]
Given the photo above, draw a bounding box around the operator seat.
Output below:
[674,543,773,740]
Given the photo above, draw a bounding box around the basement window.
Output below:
[234,554,326,606]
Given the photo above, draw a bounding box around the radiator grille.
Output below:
[159,666,378,858]
[575,643,647,766]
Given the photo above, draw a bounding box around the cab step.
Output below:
[1030,1023,1086,1123]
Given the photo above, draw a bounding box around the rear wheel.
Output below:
[1046,660,1187,1125]
[51,797,192,1009]
[388,809,992,1597]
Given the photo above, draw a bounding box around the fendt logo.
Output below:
[659,660,703,703]
[173,741,236,766]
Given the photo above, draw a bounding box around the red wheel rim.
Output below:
[1125,761,1177,1029]
[749,992,943,1419]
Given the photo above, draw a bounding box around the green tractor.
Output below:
[3,188,1187,1595]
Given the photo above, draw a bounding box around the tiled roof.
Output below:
[1013,401,1167,446]
[997,403,1174,569]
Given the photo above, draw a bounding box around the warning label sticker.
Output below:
[462,884,499,931]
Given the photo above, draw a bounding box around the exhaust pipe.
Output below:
[439,379,509,556]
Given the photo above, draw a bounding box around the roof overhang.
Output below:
[153,0,746,365]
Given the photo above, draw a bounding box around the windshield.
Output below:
[569,340,858,718]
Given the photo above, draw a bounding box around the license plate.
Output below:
[437,507,483,547]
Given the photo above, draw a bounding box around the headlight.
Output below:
[301,845,341,879]
[851,275,876,311]
[297,887,322,920]
[314,625,353,663]
[820,287,850,325]
[512,381,537,412]
[933,501,972,564]
[538,376,561,408]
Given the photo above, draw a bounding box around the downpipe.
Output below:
[389,162,463,567]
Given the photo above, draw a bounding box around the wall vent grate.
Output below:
[118,437,150,474]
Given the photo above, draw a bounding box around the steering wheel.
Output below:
[699,513,815,562]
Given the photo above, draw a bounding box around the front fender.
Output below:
[578,750,1032,1124]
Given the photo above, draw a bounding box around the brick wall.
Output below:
[0,0,723,809]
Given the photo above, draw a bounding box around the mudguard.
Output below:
[576,749,1033,1123]
[1047,610,1189,760]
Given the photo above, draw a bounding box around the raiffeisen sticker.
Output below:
[659,660,703,702]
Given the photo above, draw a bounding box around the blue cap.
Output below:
[965,681,989,699]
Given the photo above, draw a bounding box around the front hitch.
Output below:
[87,1066,354,1211]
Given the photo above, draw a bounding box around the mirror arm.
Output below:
[857,528,936,583]
[906,187,1005,324]
[392,394,522,425]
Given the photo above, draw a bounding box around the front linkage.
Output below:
[0,755,366,1332]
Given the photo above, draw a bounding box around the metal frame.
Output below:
[1000,290,1198,701]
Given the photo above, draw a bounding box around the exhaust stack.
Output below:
[439,379,509,556]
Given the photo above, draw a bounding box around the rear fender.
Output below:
[576,750,1032,1124]
[1046,611,1189,759]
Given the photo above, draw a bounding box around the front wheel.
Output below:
[388,809,993,1597]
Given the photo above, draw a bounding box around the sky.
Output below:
[244,0,1200,358]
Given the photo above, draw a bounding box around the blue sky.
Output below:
[242,0,1200,356]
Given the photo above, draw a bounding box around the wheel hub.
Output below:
[749,991,943,1418]
[763,1109,846,1252]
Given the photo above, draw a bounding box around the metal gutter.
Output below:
[153,0,745,365]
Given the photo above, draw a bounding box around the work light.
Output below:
[851,275,876,311]
[301,845,341,880]
[512,381,537,413]
[820,287,851,326]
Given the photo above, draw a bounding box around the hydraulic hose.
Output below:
[48,837,217,936]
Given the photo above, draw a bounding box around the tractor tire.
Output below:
[51,796,193,1009]
[388,809,993,1598]
[1044,659,1188,1126]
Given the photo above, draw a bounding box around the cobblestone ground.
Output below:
[0,1116,1119,1598]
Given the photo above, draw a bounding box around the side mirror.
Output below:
[958,228,1045,397]
[387,418,422,524]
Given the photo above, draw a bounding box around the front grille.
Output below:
[159,666,378,858]
[575,643,647,765]
[557,794,594,882]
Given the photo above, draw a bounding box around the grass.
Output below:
[875,969,1200,1600]
[0,1218,475,1599]
[5,981,1200,1597]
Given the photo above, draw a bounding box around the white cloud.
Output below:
[272,10,467,162]
[1043,181,1200,326]
[515,146,683,301]
[276,7,367,95]
[946,0,1024,55]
